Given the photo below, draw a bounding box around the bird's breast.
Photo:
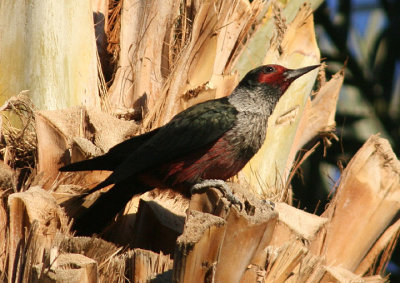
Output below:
[225,111,268,160]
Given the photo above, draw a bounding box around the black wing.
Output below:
[60,128,160,172]
[90,97,238,191]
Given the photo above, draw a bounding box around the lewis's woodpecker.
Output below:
[60,64,319,235]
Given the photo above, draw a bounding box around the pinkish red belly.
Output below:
[139,137,247,189]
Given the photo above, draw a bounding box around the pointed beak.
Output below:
[284,64,320,81]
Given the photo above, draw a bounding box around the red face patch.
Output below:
[257,64,291,91]
[257,64,287,84]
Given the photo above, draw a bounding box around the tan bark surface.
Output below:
[0,1,398,282]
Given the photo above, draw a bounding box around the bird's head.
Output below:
[242,64,320,95]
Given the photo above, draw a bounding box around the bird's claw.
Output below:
[223,189,243,211]
[261,199,275,210]
[191,179,244,211]
[225,191,245,211]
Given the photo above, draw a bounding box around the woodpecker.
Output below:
[60,64,320,235]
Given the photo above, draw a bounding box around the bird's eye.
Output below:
[263,66,274,73]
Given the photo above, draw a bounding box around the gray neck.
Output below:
[223,85,283,160]
[227,85,281,117]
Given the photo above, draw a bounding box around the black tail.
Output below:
[72,179,152,236]
[59,155,113,172]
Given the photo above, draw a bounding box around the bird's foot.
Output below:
[191,179,243,210]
